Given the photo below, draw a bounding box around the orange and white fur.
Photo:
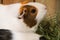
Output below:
[0,2,47,40]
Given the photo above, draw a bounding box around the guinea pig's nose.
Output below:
[39,36,47,40]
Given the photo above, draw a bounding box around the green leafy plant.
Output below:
[36,18,59,40]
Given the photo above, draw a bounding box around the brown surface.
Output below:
[56,0,60,25]
[45,0,56,19]
[3,0,33,4]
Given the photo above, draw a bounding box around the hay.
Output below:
[36,17,59,40]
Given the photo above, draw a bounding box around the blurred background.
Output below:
[0,0,60,40]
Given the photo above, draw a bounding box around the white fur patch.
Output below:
[11,31,41,40]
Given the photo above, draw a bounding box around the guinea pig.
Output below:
[0,29,47,40]
[0,2,47,40]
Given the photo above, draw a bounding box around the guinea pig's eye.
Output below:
[31,9,36,13]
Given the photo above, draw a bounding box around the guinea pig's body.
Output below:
[0,2,47,40]
[0,3,37,32]
[0,29,41,40]
[0,3,22,32]
[0,2,46,32]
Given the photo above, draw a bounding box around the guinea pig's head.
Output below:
[18,2,47,28]
[18,5,38,28]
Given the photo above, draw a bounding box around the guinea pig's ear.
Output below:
[21,1,29,4]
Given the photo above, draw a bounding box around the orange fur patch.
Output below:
[21,1,29,5]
